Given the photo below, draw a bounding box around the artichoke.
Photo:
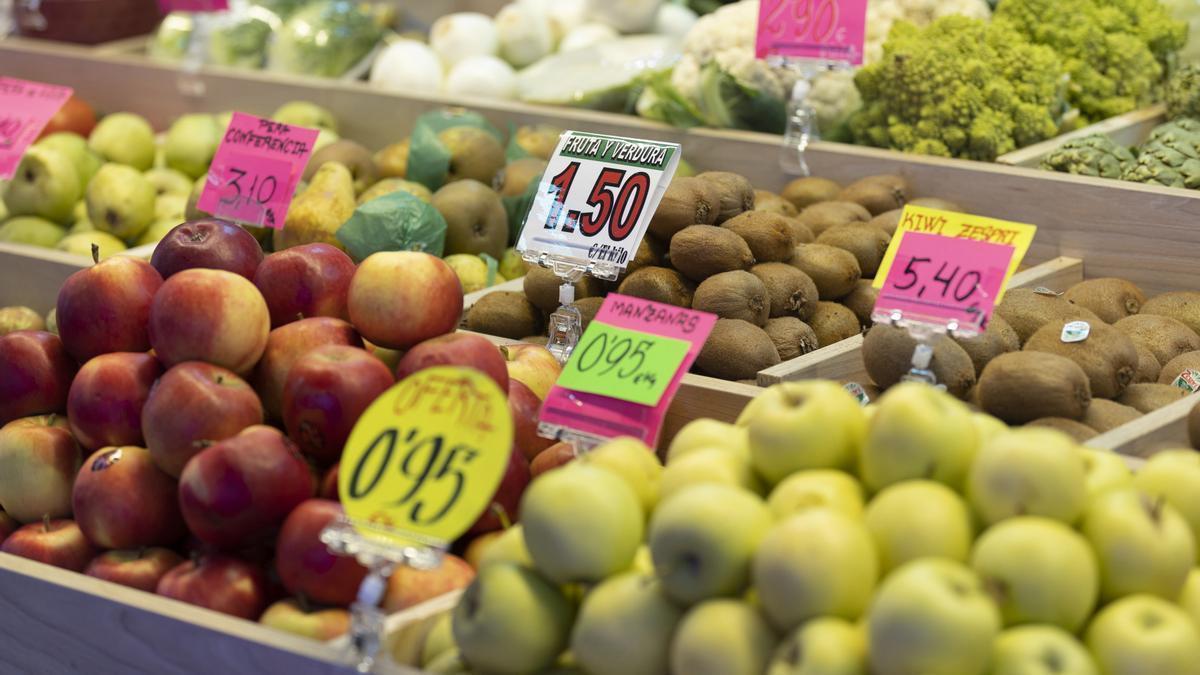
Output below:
[1122,120,1200,189]
[1041,134,1136,179]
[1166,64,1200,121]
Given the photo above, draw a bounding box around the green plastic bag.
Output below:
[336,191,447,261]
[501,178,541,246]
[406,109,504,192]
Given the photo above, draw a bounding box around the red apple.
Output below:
[253,243,356,328]
[178,425,314,549]
[148,268,270,375]
[0,331,76,425]
[347,251,462,350]
[381,553,475,613]
[1,518,97,571]
[0,415,81,523]
[67,352,161,451]
[150,219,265,281]
[142,361,264,477]
[531,442,577,477]
[500,344,561,400]
[260,599,350,641]
[38,96,96,138]
[394,333,509,392]
[467,448,530,537]
[274,499,368,606]
[85,547,185,592]
[253,317,362,421]
[157,554,268,620]
[508,379,553,463]
[56,255,163,364]
[72,446,185,549]
[319,463,339,501]
[282,345,393,465]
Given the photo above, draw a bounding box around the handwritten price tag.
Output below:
[556,322,691,406]
[0,78,73,180]
[198,112,318,230]
[338,367,512,548]
[755,0,868,65]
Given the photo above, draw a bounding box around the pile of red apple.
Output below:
[0,218,566,639]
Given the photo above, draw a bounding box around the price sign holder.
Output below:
[0,78,73,180]
[516,130,681,364]
[321,367,512,672]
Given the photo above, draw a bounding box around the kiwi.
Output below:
[837,175,909,215]
[1081,399,1143,433]
[1157,351,1200,385]
[753,190,799,217]
[781,176,840,210]
[694,318,780,380]
[1134,344,1162,383]
[1113,314,1200,366]
[523,265,604,314]
[815,224,891,278]
[764,317,819,360]
[788,244,861,300]
[1023,320,1139,399]
[648,177,719,240]
[808,302,861,348]
[839,280,879,329]
[1026,417,1098,442]
[721,211,795,263]
[1189,400,1200,449]
[692,270,770,326]
[908,197,965,212]
[669,225,755,281]
[781,217,815,243]
[751,262,819,320]
[977,351,1091,423]
[861,323,977,399]
[465,291,545,339]
[1116,383,1189,413]
[571,297,604,332]
[953,315,1021,376]
[795,201,870,237]
[618,236,665,281]
[1063,278,1146,324]
[696,171,755,224]
[617,266,695,307]
[1141,291,1200,336]
[993,288,1103,345]
[868,209,902,234]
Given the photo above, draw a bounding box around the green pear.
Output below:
[34,132,102,185]
[670,599,776,675]
[667,418,750,462]
[137,218,182,247]
[144,167,195,196]
[4,146,81,224]
[660,447,764,501]
[164,113,221,179]
[272,100,338,133]
[45,308,57,335]
[1132,449,1200,556]
[499,246,529,281]
[69,218,95,235]
[155,193,188,223]
[767,617,866,675]
[1085,594,1200,674]
[570,573,682,675]
[990,625,1098,675]
[357,177,433,205]
[88,112,156,170]
[432,179,507,259]
[0,306,45,334]
[1081,488,1194,601]
[966,427,1087,526]
[185,175,212,221]
[0,216,67,248]
[865,480,972,574]
[56,231,127,260]
[578,436,662,515]
[86,164,157,240]
[768,469,864,521]
[313,129,340,152]
[275,162,356,252]
[477,524,533,570]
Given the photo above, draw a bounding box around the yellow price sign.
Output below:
[338,366,513,548]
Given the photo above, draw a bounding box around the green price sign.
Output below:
[555,321,691,406]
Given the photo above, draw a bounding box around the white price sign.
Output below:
[517,131,680,271]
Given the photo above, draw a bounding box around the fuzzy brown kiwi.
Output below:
[753,190,799,217]
[994,288,1103,345]
[1189,400,1200,449]
[815,224,891,278]
[617,236,665,282]
[1081,399,1143,433]
[781,217,815,243]
[788,244,861,300]
[908,197,965,212]
[977,351,1091,423]
[571,296,605,332]
[795,201,871,237]
[1026,417,1098,442]
[837,175,909,215]
[1113,314,1200,366]
[781,176,841,210]
[1116,383,1189,413]
[1141,291,1200,336]
[1134,344,1162,383]
[751,262,819,320]
[617,266,695,307]
[523,265,605,314]
[647,176,719,240]
[465,291,545,339]
[868,209,902,234]
[808,302,862,348]
[694,318,780,380]
[696,171,755,224]
[839,280,879,329]
[1157,351,1200,385]
[862,323,977,399]
[1062,278,1146,324]
[721,211,795,263]
[764,317,819,361]
[669,225,755,281]
[1024,320,1139,399]
[692,270,771,326]
[953,315,1021,376]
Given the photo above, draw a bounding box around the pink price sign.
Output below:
[755,0,868,65]
[198,112,318,230]
[0,78,73,180]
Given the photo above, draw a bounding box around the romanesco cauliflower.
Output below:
[1041,134,1137,178]
[864,0,992,63]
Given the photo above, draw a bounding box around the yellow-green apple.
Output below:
[156,554,268,620]
[659,447,764,502]
[282,345,393,464]
[1083,448,1134,499]
[475,524,533,570]
[859,382,978,493]
[86,163,156,240]
[1179,568,1200,627]
[767,617,865,675]
[347,251,463,350]
[56,254,163,363]
[1,518,97,571]
[274,498,367,606]
[866,559,1001,675]
[0,510,16,543]
[420,613,455,667]
[148,268,270,374]
[142,361,264,477]
[178,425,314,549]
[38,96,96,139]
[530,442,577,477]
[395,333,509,391]
[969,516,1098,631]
[4,146,81,224]
[259,599,350,641]
[319,463,339,501]
[521,464,643,583]
[382,553,476,613]
[467,448,531,536]
[71,446,184,549]
[508,379,553,462]
[499,344,560,400]
[0,415,81,522]
[149,219,264,281]
[1085,594,1200,674]
[990,625,1098,675]
[1133,449,1200,558]
[670,599,776,675]
[578,436,662,515]
[570,573,682,675]
[736,380,866,486]
[87,112,155,169]
[252,317,362,420]
[253,243,356,328]
[768,469,864,521]
[1081,488,1195,601]
[67,352,161,451]
[452,562,575,674]
[966,427,1088,526]
[865,480,972,574]
[648,483,771,605]
[753,509,878,630]
[666,418,749,463]
[0,331,75,425]
[85,547,185,592]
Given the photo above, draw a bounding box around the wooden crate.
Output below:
[0,243,89,313]
[996,105,1167,168]
[1088,392,1198,458]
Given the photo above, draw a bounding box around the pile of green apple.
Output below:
[425,380,1200,675]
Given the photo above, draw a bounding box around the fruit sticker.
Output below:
[0,78,73,180]
[339,366,513,549]
[755,0,869,65]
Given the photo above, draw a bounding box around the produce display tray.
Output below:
[996,105,1168,168]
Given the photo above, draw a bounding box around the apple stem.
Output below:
[492,503,511,530]
[90,243,99,265]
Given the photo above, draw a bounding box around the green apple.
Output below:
[649,483,772,605]
[767,469,864,521]
[452,562,574,675]
[4,146,81,224]
[477,524,533,570]
[0,216,66,248]
[660,447,764,501]
[867,558,1001,675]
[670,599,776,675]
[1082,448,1133,499]
[990,625,1098,675]
[34,132,102,185]
[966,427,1088,526]
[970,516,1098,631]
[1179,568,1200,628]
[859,381,979,493]
[144,167,195,197]
[1133,449,1200,559]
[521,464,643,583]
[971,412,1009,445]
[499,246,529,281]
[137,218,182,247]
[272,100,338,133]
[163,113,221,179]
[865,480,973,574]
[579,436,662,515]
[155,193,188,222]
[1085,594,1200,674]
[570,573,681,675]
[56,231,127,260]
[419,613,454,667]
[86,163,156,240]
[1081,488,1194,601]
[667,418,750,462]
[88,112,156,170]
[766,617,866,675]
[753,509,878,630]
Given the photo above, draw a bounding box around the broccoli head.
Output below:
[1041,134,1137,178]
[1122,119,1200,188]
[1166,65,1200,121]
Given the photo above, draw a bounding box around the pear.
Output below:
[164,114,221,179]
[439,127,505,184]
[358,178,433,205]
[86,163,157,240]
[88,112,156,170]
[35,132,102,185]
[271,100,338,133]
[374,138,410,178]
[4,147,82,224]
[313,129,339,152]
[155,193,188,222]
[432,179,508,259]
[184,175,212,221]
[304,140,378,194]
[144,167,195,196]
[56,231,127,260]
[0,216,67,247]
[137,218,181,247]
[275,162,355,251]
[514,124,563,160]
